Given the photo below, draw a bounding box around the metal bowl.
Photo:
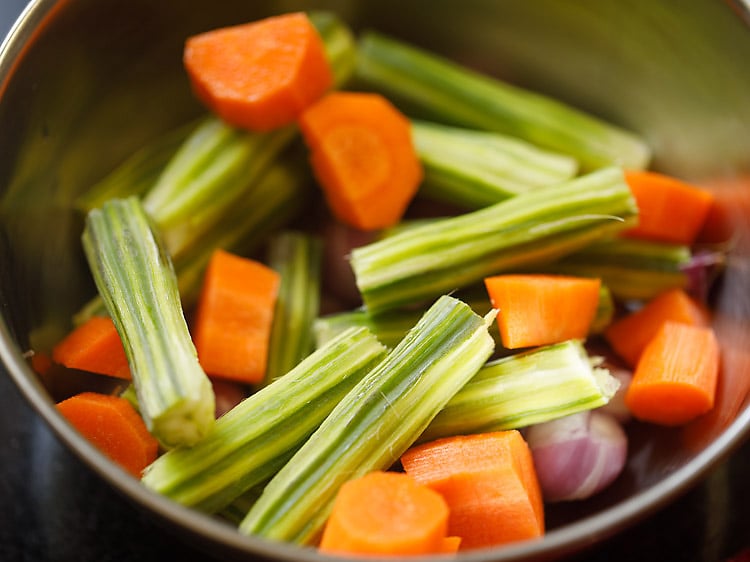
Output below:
[2,1,750,560]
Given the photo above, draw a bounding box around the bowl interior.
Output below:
[2,0,750,560]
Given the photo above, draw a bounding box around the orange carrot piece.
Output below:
[30,351,53,376]
[318,470,455,556]
[192,249,280,384]
[624,321,720,426]
[683,314,750,449]
[623,170,714,244]
[184,12,333,131]
[56,392,159,477]
[52,316,131,380]
[401,431,544,551]
[484,274,601,349]
[604,287,710,368]
[299,91,423,231]
[696,175,750,248]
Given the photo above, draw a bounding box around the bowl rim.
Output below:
[2,1,750,560]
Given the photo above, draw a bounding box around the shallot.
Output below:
[525,410,627,502]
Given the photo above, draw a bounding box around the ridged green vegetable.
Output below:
[172,158,311,309]
[308,10,357,88]
[239,295,495,544]
[82,197,214,448]
[355,31,651,171]
[74,119,199,213]
[141,326,386,514]
[412,119,578,209]
[142,117,297,258]
[74,156,311,324]
[351,167,638,315]
[264,231,323,385]
[541,238,691,301]
[420,340,619,443]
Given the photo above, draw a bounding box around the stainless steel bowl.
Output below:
[2,1,750,560]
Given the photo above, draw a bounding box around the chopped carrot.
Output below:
[318,470,456,556]
[184,12,333,131]
[696,174,750,248]
[604,287,710,368]
[192,249,280,384]
[299,91,423,231]
[30,351,53,376]
[624,321,720,426]
[56,392,159,477]
[401,431,544,551]
[623,170,714,245]
[684,314,750,449]
[52,316,131,380]
[484,274,601,349]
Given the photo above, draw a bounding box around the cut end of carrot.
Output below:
[484,274,601,349]
[193,249,280,384]
[625,321,720,426]
[300,91,423,231]
[52,316,132,380]
[696,174,750,247]
[604,287,710,368]
[401,431,545,551]
[57,392,159,477]
[184,12,333,131]
[318,470,452,556]
[623,170,714,245]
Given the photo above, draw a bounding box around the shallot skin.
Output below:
[598,367,633,423]
[526,410,628,502]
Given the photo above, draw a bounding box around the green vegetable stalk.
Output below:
[82,197,214,448]
[355,31,652,171]
[172,158,312,310]
[141,117,297,259]
[142,327,386,514]
[412,119,579,209]
[74,119,199,213]
[264,231,324,385]
[239,295,496,544]
[74,156,311,324]
[350,167,638,315]
[420,339,620,443]
[541,238,691,301]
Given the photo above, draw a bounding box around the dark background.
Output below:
[2,2,750,561]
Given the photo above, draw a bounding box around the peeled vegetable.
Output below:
[525,410,627,502]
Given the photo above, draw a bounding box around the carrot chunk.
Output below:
[299,91,423,231]
[318,470,456,556]
[683,315,750,448]
[623,170,714,244]
[696,174,750,247]
[56,392,159,477]
[401,431,544,551]
[604,287,710,368]
[52,316,131,379]
[624,321,720,426]
[192,249,280,384]
[484,274,601,349]
[184,12,333,131]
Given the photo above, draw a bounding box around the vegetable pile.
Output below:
[34,10,738,557]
